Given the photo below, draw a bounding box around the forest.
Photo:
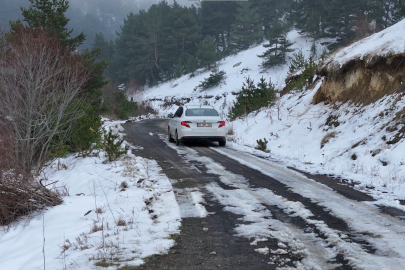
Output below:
[1,0,404,86]
[92,0,405,86]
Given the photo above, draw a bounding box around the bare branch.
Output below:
[0,28,89,174]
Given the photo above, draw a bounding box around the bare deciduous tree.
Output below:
[0,28,88,174]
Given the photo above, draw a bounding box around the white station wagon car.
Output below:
[168,105,226,146]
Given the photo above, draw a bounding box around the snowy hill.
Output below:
[142,23,405,208]
[144,30,319,107]
[2,19,405,270]
[323,18,405,69]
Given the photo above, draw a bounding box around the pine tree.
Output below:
[112,6,165,85]
[258,20,293,68]
[324,0,368,47]
[196,36,220,70]
[161,2,202,78]
[252,0,293,37]
[366,0,403,29]
[11,0,85,49]
[137,5,164,84]
[229,1,263,52]
[200,1,238,54]
[92,32,114,62]
[288,49,305,74]
[229,77,276,120]
[110,12,140,82]
[292,0,328,39]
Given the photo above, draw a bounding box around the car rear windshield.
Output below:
[185,108,219,117]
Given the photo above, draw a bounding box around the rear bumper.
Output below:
[180,136,226,142]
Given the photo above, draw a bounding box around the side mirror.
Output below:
[167,113,174,118]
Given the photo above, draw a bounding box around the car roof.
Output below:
[184,105,214,109]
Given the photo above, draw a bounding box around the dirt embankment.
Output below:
[313,53,405,105]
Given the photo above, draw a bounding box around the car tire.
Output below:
[168,128,174,142]
[219,141,226,147]
[175,131,180,146]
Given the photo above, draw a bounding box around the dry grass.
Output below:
[116,218,127,227]
[321,131,337,149]
[226,124,234,135]
[91,222,104,233]
[0,126,62,226]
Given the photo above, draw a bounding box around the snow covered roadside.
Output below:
[229,86,405,208]
[139,24,405,210]
[0,120,181,270]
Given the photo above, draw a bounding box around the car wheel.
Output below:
[168,128,174,142]
[219,141,226,147]
[175,131,180,146]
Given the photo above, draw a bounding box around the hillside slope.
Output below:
[139,22,405,209]
[314,19,405,105]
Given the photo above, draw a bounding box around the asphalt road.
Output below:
[122,118,405,270]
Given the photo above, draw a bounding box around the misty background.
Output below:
[0,0,194,48]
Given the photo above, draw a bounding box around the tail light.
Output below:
[181,121,191,128]
[218,121,225,128]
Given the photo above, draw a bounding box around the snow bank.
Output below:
[0,120,181,270]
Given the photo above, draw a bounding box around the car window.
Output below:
[174,107,183,117]
[185,108,219,116]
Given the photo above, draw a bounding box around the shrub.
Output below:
[321,132,336,149]
[115,91,137,119]
[199,68,226,90]
[325,115,340,128]
[255,138,270,153]
[288,49,305,74]
[286,56,318,93]
[0,127,62,225]
[229,77,276,120]
[100,82,139,120]
[0,28,89,174]
[68,106,103,154]
[101,128,128,162]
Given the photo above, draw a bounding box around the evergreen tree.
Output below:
[196,36,220,70]
[325,0,368,47]
[11,0,85,49]
[229,1,263,52]
[136,6,164,84]
[291,0,328,39]
[258,20,293,68]
[252,0,293,37]
[111,7,163,85]
[110,2,205,84]
[110,12,140,82]
[200,1,238,53]
[288,49,306,74]
[229,77,276,120]
[162,2,202,78]
[366,0,404,29]
[92,32,114,62]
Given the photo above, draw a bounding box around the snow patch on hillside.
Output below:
[324,18,405,68]
[143,30,319,115]
[142,25,405,208]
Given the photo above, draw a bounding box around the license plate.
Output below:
[197,123,212,127]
